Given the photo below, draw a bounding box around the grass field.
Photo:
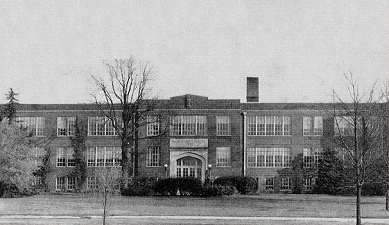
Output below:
[0,193,388,219]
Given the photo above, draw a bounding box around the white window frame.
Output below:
[170,115,207,136]
[216,147,231,167]
[87,147,121,167]
[247,147,291,168]
[56,177,65,190]
[303,116,323,136]
[67,177,76,190]
[87,177,99,190]
[67,148,75,167]
[303,148,323,168]
[216,116,231,136]
[265,178,274,190]
[281,178,291,191]
[16,117,45,137]
[57,117,76,136]
[88,117,118,136]
[146,116,160,136]
[304,177,316,191]
[334,116,353,136]
[247,116,291,136]
[146,146,161,167]
[56,148,66,167]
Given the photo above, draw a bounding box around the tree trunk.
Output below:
[385,182,389,211]
[356,184,362,225]
[121,144,131,188]
[103,187,107,225]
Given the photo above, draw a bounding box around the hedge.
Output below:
[213,176,258,194]
[153,177,203,196]
[200,185,236,197]
[121,177,158,196]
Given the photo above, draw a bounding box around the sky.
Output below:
[1,0,388,104]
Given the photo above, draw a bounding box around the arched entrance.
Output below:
[176,156,202,178]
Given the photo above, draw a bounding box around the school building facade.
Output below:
[13,78,346,193]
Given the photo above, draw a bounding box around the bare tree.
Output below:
[91,57,160,188]
[332,71,383,225]
[92,167,121,225]
[379,81,389,210]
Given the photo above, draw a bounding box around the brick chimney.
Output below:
[246,77,259,102]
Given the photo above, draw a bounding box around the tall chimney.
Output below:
[246,77,259,102]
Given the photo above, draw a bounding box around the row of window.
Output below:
[16,115,356,137]
[264,177,316,191]
[55,146,232,168]
[55,176,117,191]
[56,147,122,167]
[55,176,316,192]
[247,147,292,168]
[247,147,324,168]
[53,146,328,169]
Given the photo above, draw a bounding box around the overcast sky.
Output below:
[1,0,388,104]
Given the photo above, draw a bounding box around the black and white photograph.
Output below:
[0,1,388,225]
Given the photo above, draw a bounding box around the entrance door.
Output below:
[176,156,202,178]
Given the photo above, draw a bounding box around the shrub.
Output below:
[362,183,385,196]
[121,177,158,196]
[201,185,236,197]
[213,176,258,194]
[153,177,202,196]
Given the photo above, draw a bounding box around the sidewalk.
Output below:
[1,215,388,224]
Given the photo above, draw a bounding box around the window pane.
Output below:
[216,116,231,136]
[314,116,323,136]
[57,117,67,136]
[216,147,231,167]
[303,116,312,136]
[56,148,66,167]
[67,148,75,167]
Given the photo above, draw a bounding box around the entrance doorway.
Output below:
[176,156,202,178]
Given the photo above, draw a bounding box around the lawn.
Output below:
[0,193,387,219]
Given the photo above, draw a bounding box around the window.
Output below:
[88,117,118,136]
[67,148,75,167]
[281,178,291,190]
[303,116,323,136]
[170,115,207,136]
[56,177,65,190]
[56,148,66,167]
[304,177,316,191]
[146,146,160,167]
[265,178,274,190]
[335,147,353,166]
[16,117,45,136]
[87,147,121,167]
[34,147,46,167]
[216,116,231,136]
[303,148,323,168]
[57,117,76,136]
[57,148,75,167]
[314,117,323,136]
[147,116,160,136]
[334,116,353,136]
[247,147,291,168]
[56,177,75,191]
[247,116,291,136]
[67,177,76,190]
[303,117,312,136]
[87,177,98,190]
[216,147,231,167]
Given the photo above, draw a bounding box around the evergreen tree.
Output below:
[3,88,19,124]
[314,149,346,195]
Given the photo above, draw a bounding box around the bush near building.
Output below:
[121,177,158,196]
[213,176,258,194]
[121,177,238,197]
